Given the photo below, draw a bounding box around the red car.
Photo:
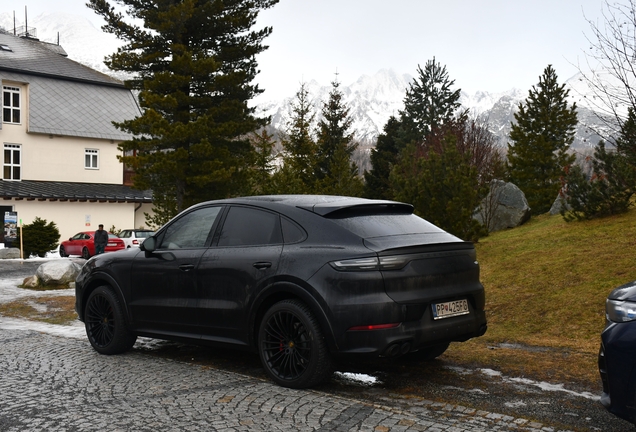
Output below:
[59,231,125,259]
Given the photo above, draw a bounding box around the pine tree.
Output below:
[616,107,636,166]
[390,137,486,242]
[18,218,60,258]
[248,129,277,195]
[562,110,636,221]
[88,0,278,221]
[315,79,362,196]
[400,58,461,143]
[364,59,461,200]
[272,83,318,194]
[363,116,403,199]
[508,65,578,215]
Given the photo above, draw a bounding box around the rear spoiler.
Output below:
[297,199,413,217]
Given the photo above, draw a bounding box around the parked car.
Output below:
[60,231,125,259]
[118,229,154,248]
[599,280,636,424]
[75,195,487,388]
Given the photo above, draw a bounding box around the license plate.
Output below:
[432,299,470,320]
[107,243,117,246]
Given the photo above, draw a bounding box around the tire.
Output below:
[84,286,136,355]
[59,245,67,258]
[82,247,91,259]
[403,343,450,362]
[258,299,332,389]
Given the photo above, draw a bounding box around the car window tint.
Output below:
[159,206,222,249]
[137,231,153,238]
[218,207,282,247]
[281,217,305,244]
[329,213,445,238]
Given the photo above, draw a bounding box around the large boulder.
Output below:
[35,260,85,286]
[474,180,531,233]
[0,248,21,259]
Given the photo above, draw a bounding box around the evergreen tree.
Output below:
[562,113,636,221]
[561,143,635,220]
[271,83,318,194]
[89,0,278,220]
[315,79,363,196]
[364,59,461,200]
[390,137,487,242]
[248,129,277,195]
[363,116,403,199]
[616,107,636,166]
[18,218,60,258]
[508,65,578,215]
[400,58,461,143]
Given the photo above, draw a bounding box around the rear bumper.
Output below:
[337,306,487,356]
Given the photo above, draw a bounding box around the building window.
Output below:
[3,144,21,181]
[85,149,99,169]
[2,86,21,124]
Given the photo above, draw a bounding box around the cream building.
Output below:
[0,28,153,246]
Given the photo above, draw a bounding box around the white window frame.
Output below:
[2,86,21,124]
[85,149,99,170]
[3,143,21,181]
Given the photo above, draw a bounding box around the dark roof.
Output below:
[0,31,123,87]
[0,180,152,203]
[0,32,141,141]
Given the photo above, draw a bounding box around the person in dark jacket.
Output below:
[94,224,108,255]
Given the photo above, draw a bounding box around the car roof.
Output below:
[196,195,414,217]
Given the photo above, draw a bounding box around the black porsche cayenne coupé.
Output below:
[75,195,487,388]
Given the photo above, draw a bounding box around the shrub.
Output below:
[17,217,60,258]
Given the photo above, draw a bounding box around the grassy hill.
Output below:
[444,207,636,388]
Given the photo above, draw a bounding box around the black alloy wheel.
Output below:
[84,286,136,355]
[82,247,91,259]
[59,245,67,258]
[258,299,332,389]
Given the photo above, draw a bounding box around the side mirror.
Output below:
[69,238,72,241]
[141,236,156,253]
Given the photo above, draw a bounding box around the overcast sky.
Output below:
[16,0,617,99]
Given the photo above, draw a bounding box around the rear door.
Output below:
[197,205,283,345]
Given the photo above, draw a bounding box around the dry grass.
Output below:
[0,296,77,325]
[445,208,636,388]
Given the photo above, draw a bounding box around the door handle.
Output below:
[253,261,272,270]
[179,264,195,272]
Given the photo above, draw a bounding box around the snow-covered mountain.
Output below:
[1,12,604,149]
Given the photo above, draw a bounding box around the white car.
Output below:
[118,229,154,248]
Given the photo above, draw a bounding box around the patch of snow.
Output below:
[334,372,380,386]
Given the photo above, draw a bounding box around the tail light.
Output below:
[330,255,410,271]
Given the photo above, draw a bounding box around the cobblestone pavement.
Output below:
[0,328,576,432]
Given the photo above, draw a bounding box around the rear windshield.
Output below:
[329,213,445,238]
[136,231,154,238]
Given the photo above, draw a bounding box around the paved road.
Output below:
[0,327,570,432]
[1,258,632,431]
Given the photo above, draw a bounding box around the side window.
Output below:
[85,149,99,169]
[159,206,222,249]
[218,207,282,247]
[281,217,306,244]
[2,86,20,124]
